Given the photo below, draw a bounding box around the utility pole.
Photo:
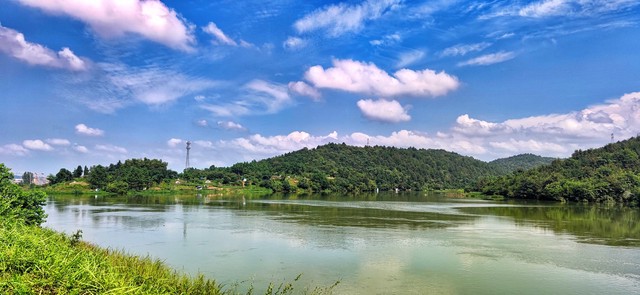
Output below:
[185,141,191,170]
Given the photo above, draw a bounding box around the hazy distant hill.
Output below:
[488,154,556,174]
[480,136,640,204]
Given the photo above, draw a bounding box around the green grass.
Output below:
[0,218,222,294]
[0,218,339,294]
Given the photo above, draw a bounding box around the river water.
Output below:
[44,192,640,294]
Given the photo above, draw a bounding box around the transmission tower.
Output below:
[185,141,191,170]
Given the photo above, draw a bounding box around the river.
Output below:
[44,192,640,294]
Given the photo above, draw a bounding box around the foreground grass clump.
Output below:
[0,219,222,294]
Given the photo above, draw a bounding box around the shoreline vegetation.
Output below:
[26,136,640,205]
[2,164,337,294]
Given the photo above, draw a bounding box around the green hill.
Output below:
[488,154,556,174]
[193,143,551,193]
[480,137,640,204]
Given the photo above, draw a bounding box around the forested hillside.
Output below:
[188,143,545,193]
[479,136,640,204]
[488,154,556,174]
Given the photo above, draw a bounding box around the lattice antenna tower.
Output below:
[185,141,192,170]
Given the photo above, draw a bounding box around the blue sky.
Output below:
[1,0,640,175]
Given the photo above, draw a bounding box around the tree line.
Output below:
[477,136,640,205]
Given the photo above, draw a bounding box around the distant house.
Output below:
[12,177,23,184]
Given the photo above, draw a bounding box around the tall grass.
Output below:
[0,219,338,294]
[0,218,221,294]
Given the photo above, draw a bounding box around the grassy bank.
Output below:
[0,218,222,294]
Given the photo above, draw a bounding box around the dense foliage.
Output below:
[0,164,46,225]
[488,154,556,174]
[190,143,522,193]
[83,158,178,194]
[479,137,640,204]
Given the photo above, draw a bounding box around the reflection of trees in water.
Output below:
[460,205,640,247]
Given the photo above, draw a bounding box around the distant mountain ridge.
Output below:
[219,143,554,192]
[488,154,556,174]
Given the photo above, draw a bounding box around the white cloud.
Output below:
[441,42,491,57]
[167,138,183,148]
[453,92,640,140]
[217,121,246,131]
[396,50,426,68]
[304,59,459,97]
[200,80,291,117]
[17,0,195,51]
[228,131,339,155]
[73,145,89,153]
[197,119,208,127]
[283,36,307,50]
[202,22,245,47]
[0,144,29,156]
[194,140,214,149]
[357,99,411,123]
[0,24,87,71]
[370,33,401,46]
[23,140,53,151]
[519,0,573,17]
[200,103,250,117]
[75,124,104,136]
[288,81,321,100]
[243,80,291,113]
[458,51,515,66]
[294,0,400,37]
[104,63,219,105]
[46,138,71,146]
[219,92,640,163]
[95,144,127,154]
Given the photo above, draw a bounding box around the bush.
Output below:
[0,164,47,226]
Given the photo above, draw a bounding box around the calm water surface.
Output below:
[44,192,640,294]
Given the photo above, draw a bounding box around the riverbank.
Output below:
[0,217,223,294]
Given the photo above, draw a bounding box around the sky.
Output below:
[1,0,640,175]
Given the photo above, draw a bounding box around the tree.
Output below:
[73,165,83,178]
[22,172,34,185]
[83,166,89,177]
[0,164,47,225]
[54,168,73,184]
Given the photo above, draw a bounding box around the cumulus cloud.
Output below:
[23,140,53,151]
[17,0,195,51]
[453,92,640,140]
[0,144,29,156]
[283,36,307,50]
[46,138,71,146]
[357,99,411,123]
[294,0,400,37]
[227,131,339,155]
[197,119,208,127]
[441,42,491,57]
[304,59,459,97]
[217,121,246,131]
[0,25,87,70]
[288,81,321,100]
[458,51,515,66]
[95,144,127,154]
[75,124,104,136]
